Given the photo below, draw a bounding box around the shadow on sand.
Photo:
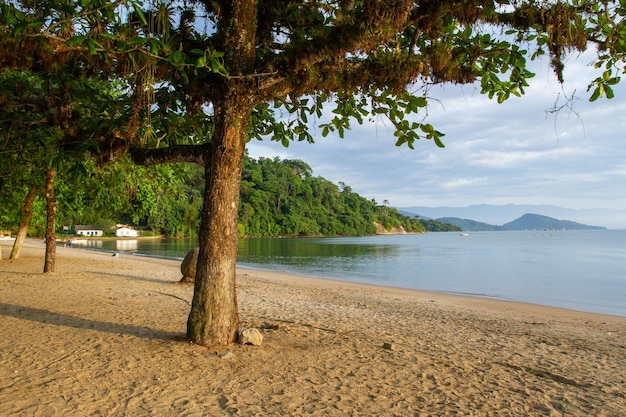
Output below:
[0,302,184,341]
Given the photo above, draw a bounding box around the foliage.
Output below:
[52,158,203,238]
[418,217,463,232]
[239,156,428,237]
[2,2,623,155]
[3,153,447,238]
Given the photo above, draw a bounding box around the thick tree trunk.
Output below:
[43,169,57,273]
[10,185,40,260]
[185,0,259,347]
[186,105,250,346]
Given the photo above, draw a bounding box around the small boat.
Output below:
[459,233,469,237]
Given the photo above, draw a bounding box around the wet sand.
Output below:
[1,239,625,416]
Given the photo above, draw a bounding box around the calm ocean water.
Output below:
[72,230,626,317]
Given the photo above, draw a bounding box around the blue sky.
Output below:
[247,50,626,217]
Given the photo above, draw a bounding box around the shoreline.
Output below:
[1,239,625,416]
[6,237,625,320]
[68,242,626,319]
[59,230,626,318]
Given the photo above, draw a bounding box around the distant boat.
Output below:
[459,233,469,237]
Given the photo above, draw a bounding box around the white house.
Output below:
[75,225,104,237]
[115,226,139,237]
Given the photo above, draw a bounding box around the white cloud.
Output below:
[440,177,488,189]
[246,49,626,218]
[470,145,593,168]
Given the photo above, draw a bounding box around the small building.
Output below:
[75,225,104,237]
[115,226,139,237]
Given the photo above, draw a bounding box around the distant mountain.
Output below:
[433,213,604,231]
[437,217,504,232]
[502,213,605,231]
[397,204,626,229]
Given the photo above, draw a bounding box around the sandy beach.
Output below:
[1,239,625,416]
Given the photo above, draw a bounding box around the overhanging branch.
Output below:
[129,143,211,166]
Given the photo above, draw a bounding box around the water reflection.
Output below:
[71,239,103,248]
[116,240,138,251]
[239,237,398,260]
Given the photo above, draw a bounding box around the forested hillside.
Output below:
[239,156,431,236]
[2,155,459,238]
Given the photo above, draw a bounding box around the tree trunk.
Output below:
[43,169,57,273]
[186,100,251,346]
[185,0,259,347]
[10,185,40,260]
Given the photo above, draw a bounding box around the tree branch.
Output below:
[129,143,211,166]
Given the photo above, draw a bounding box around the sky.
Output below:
[246,50,626,225]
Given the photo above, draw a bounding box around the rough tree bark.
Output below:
[10,184,40,260]
[43,169,56,273]
[186,103,251,345]
[186,0,258,346]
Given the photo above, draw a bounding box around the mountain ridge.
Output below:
[431,213,604,231]
[398,204,626,229]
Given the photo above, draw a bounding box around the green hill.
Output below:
[502,213,605,231]
[437,217,504,232]
[238,156,439,237]
[431,213,605,231]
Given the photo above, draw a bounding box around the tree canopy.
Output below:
[3,154,461,238]
[1,1,624,346]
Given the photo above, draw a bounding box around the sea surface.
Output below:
[71,230,626,317]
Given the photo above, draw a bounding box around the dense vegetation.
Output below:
[1,157,205,239]
[239,156,433,236]
[2,155,461,238]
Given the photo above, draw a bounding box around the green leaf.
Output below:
[98,33,117,41]
[420,124,434,134]
[148,38,160,55]
[195,55,206,68]
[66,35,87,47]
[127,36,148,46]
[166,50,183,64]
[133,4,148,26]
[86,38,98,55]
[589,87,601,102]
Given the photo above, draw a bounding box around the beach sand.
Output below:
[1,239,625,416]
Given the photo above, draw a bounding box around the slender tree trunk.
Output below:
[43,169,57,273]
[10,185,40,260]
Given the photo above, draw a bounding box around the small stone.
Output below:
[219,350,234,360]
[382,342,395,351]
[237,328,263,346]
